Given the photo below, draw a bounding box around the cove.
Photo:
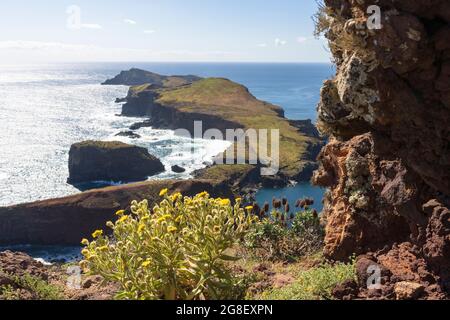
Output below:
[255,182,325,212]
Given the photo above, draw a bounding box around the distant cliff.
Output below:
[102,68,202,87]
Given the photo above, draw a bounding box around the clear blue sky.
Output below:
[0,0,331,63]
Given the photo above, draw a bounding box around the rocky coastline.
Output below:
[0,69,325,247]
[113,73,326,187]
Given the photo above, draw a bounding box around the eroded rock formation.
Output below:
[313,0,449,299]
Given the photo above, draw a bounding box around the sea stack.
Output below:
[68,140,165,184]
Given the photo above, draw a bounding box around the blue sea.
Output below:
[0,62,332,261]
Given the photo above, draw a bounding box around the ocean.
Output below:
[0,62,333,207]
[0,62,332,260]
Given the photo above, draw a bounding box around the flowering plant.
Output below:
[80,191,255,300]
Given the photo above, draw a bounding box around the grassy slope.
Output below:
[155,78,318,178]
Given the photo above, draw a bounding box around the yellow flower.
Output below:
[81,238,89,246]
[81,249,90,257]
[92,230,103,239]
[141,260,151,268]
[245,206,254,212]
[79,260,89,270]
[213,225,221,233]
[170,192,182,202]
[138,224,145,233]
[175,215,183,223]
[168,226,178,233]
[118,215,129,224]
[157,214,172,223]
[97,246,108,252]
[115,210,125,216]
[219,199,230,206]
[159,188,169,197]
[198,191,209,198]
[236,197,242,202]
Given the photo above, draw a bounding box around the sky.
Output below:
[0,0,331,63]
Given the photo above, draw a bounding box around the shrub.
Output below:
[80,191,256,300]
[243,198,324,262]
[263,260,356,300]
[0,271,63,300]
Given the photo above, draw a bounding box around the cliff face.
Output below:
[0,180,233,245]
[313,0,449,298]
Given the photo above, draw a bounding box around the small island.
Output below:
[68,140,165,185]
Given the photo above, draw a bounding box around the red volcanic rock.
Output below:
[315,0,450,299]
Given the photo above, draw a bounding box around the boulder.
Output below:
[68,141,164,184]
[394,282,425,300]
[115,131,141,139]
[171,165,186,173]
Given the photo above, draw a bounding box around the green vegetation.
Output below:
[243,198,324,262]
[0,271,63,300]
[194,164,256,186]
[73,187,354,301]
[128,83,153,96]
[262,260,356,300]
[81,191,256,300]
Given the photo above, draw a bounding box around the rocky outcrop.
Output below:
[102,68,201,87]
[0,179,233,245]
[313,0,450,299]
[68,141,165,184]
[115,131,141,139]
[122,77,325,184]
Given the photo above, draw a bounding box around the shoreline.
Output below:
[0,68,325,250]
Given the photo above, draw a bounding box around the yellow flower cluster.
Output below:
[80,190,255,300]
